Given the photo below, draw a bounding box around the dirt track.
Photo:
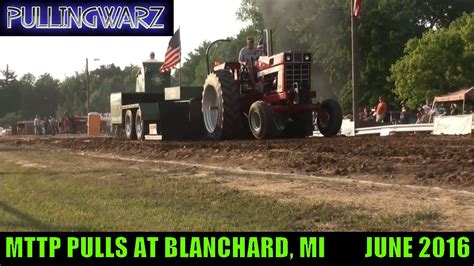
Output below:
[1,134,474,230]
[2,134,473,189]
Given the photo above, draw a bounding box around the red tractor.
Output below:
[201,30,342,140]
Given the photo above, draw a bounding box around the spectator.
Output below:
[359,107,371,121]
[358,108,363,120]
[49,116,57,135]
[40,118,46,135]
[450,103,459,115]
[416,108,424,124]
[64,116,71,134]
[422,100,432,115]
[375,97,388,123]
[33,115,40,135]
[399,102,410,124]
[438,104,447,115]
[44,117,51,135]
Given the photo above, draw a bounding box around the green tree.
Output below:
[89,64,140,113]
[20,73,36,86]
[237,0,264,30]
[391,13,474,109]
[56,64,140,116]
[0,67,21,118]
[0,67,17,89]
[33,73,60,117]
[57,73,85,116]
[175,42,209,86]
[17,73,37,119]
[0,81,21,117]
[0,112,21,128]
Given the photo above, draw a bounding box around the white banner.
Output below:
[433,115,473,135]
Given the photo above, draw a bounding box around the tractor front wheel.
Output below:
[125,110,137,140]
[316,99,342,137]
[248,101,275,139]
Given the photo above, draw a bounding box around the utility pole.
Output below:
[5,64,9,86]
[85,58,100,114]
[351,0,360,130]
[86,58,90,114]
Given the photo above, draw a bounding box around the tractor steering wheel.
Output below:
[240,64,251,84]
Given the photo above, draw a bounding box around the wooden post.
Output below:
[462,97,465,115]
[86,58,90,114]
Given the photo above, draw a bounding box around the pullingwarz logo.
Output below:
[6,5,166,30]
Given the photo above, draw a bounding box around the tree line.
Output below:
[0,64,138,127]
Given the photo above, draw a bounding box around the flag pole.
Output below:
[351,0,360,130]
[178,26,182,86]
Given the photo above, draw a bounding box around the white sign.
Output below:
[340,119,355,136]
[149,123,158,135]
[433,115,473,135]
[380,128,391,137]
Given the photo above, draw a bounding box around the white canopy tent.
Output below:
[433,87,474,114]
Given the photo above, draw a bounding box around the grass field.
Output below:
[0,144,441,231]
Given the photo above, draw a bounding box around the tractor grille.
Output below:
[293,52,303,62]
[285,63,310,90]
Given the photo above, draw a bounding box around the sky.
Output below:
[0,0,248,80]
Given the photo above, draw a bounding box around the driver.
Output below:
[239,37,262,88]
[239,37,262,66]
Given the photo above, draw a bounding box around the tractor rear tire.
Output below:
[248,101,275,139]
[125,110,137,140]
[317,99,342,137]
[135,109,148,141]
[202,70,241,140]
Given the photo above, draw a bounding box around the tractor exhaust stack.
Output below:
[264,29,273,56]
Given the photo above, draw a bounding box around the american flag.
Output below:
[353,0,362,20]
[159,29,181,73]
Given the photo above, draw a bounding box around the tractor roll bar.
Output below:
[206,39,231,75]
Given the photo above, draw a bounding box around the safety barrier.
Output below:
[313,115,474,137]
